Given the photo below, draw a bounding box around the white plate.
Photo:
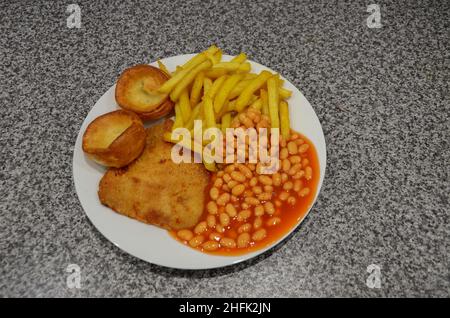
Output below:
[73,54,326,269]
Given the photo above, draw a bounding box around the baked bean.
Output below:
[194,221,207,235]
[215,224,225,233]
[237,164,253,179]
[223,173,232,183]
[298,144,309,154]
[208,231,221,240]
[210,187,219,200]
[289,156,301,164]
[287,141,298,154]
[282,159,291,172]
[207,201,218,214]
[299,187,310,197]
[281,173,288,183]
[189,235,205,247]
[202,241,219,251]
[256,120,269,130]
[274,200,282,207]
[252,217,262,230]
[217,193,231,206]
[305,166,312,180]
[220,237,236,248]
[222,184,230,192]
[249,177,258,187]
[254,205,265,216]
[293,170,305,179]
[288,164,301,176]
[247,163,256,171]
[238,223,252,233]
[291,133,299,140]
[238,113,247,122]
[237,233,251,248]
[177,229,194,241]
[225,203,237,217]
[217,171,224,177]
[283,181,293,191]
[302,158,309,167]
[272,173,282,187]
[228,180,238,189]
[295,138,304,145]
[252,229,267,241]
[264,185,274,193]
[231,171,246,182]
[206,215,216,228]
[287,196,297,205]
[243,189,254,197]
[214,178,223,188]
[294,180,303,192]
[264,201,275,215]
[252,186,263,194]
[280,138,287,148]
[257,192,272,201]
[245,197,260,206]
[225,164,235,173]
[237,209,252,221]
[231,184,245,196]
[279,191,289,201]
[241,202,250,210]
[258,175,273,186]
[231,195,239,203]
[219,212,230,227]
[280,148,289,160]
[266,217,281,226]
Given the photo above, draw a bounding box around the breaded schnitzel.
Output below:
[98,121,209,230]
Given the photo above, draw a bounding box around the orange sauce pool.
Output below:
[170,132,320,256]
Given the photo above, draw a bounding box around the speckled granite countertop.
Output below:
[0,0,448,297]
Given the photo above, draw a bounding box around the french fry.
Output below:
[206,75,227,99]
[170,60,212,101]
[213,73,243,113]
[180,45,218,71]
[228,78,254,100]
[190,72,204,107]
[237,62,251,73]
[172,102,184,130]
[279,87,292,99]
[231,52,247,63]
[249,98,262,111]
[267,76,280,128]
[179,89,191,120]
[163,132,203,157]
[204,68,228,79]
[221,113,232,134]
[159,59,205,94]
[260,89,269,115]
[235,71,272,111]
[185,102,203,130]
[279,100,290,139]
[212,62,242,71]
[157,60,170,77]
[213,50,222,64]
[243,73,258,80]
[204,96,216,128]
[203,77,213,96]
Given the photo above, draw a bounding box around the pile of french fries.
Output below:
[158,45,293,171]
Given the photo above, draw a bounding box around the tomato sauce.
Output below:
[170,132,320,256]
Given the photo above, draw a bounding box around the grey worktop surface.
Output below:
[0,0,448,297]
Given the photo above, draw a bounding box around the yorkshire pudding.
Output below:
[82,110,146,168]
[115,64,174,120]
